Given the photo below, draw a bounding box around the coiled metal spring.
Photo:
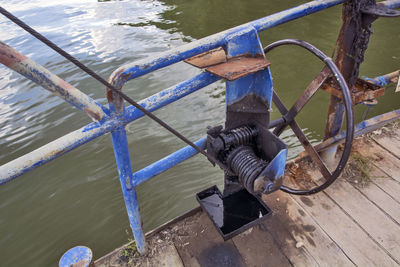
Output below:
[228,126,258,147]
[226,146,268,191]
[219,125,258,163]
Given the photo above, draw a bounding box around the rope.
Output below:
[0,6,215,164]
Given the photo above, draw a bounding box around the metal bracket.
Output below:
[320,77,385,104]
[184,47,227,68]
[205,55,270,81]
[185,47,271,82]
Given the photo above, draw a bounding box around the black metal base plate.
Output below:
[196,185,272,241]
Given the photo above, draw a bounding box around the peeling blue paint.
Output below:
[133,137,207,187]
[124,72,219,122]
[225,27,273,107]
[111,125,147,254]
[3,0,400,256]
[59,246,92,267]
[379,0,400,9]
[362,75,391,87]
[321,108,400,149]
[110,0,347,86]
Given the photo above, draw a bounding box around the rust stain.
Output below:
[106,68,126,106]
[285,161,314,188]
[206,55,270,81]
[46,148,68,159]
[320,74,385,105]
[106,88,114,103]
[184,47,227,68]
[58,77,75,91]
[84,108,101,122]
[0,41,28,68]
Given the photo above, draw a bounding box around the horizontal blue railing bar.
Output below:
[0,73,218,184]
[110,0,345,87]
[2,0,399,184]
[124,72,219,123]
[0,119,118,185]
[315,108,400,151]
[133,137,207,187]
[380,0,400,9]
[132,107,400,187]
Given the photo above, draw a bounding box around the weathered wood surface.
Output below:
[95,125,400,267]
[172,211,247,267]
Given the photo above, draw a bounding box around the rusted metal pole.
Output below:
[322,0,377,164]
[0,41,107,122]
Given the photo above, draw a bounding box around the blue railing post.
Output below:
[108,84,146,253]
[110,126,146,254]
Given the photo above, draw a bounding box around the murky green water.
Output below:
[0,0,399,266]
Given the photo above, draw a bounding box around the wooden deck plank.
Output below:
[325,179,400,262]
[145,243,184,267]
[351,166,400,224]
[94,241,183,267]
[372,128,400,159]
[260,193,319,267]
[263,191,354,267]
[353,137,400,182]
[172,211,247,267]
[291,189,398,266]
[352,137,400,203]
[372,177,400,204]
[232,223,292,267]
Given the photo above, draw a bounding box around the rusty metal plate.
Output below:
[205,56,271,81]
[320,77,385,104]
[184,47,227,68]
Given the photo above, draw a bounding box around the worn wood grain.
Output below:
[372,128,400,159]
[325,179,400,262]
[353,137,400,183]
[291,188,398,266]
[172,211,247,267]
[233,223,292,267]
[350,166,400,224]
[94,242,183,267]
[261,193,319,267]
[145,243,184,267]
[264,191,354,267]
[372,177,400,204]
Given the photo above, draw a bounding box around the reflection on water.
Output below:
[0,0,399,266]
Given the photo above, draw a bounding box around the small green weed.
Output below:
[123,230,139,259]
[351,154,372,182]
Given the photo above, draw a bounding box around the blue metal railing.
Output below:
[1,0,399,254]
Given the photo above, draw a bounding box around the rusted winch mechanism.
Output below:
[193,37,355,240]
[206,124,286,195]
[199,119,288,240]
[184,0,400,238]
